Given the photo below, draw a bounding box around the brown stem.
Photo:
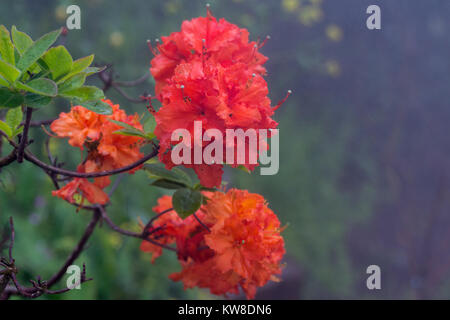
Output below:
[193,212,211,233]
[16,107,33,163]
[28,118,55,127]
[114,73,149,87]
[23,146,159,178]
[97,206,177,252]
[0,151,16,168]
[143,208,174,235]
[47,210,100,287]
[2,211,100,299]
[112,84,147,103]
[8,217,14,263]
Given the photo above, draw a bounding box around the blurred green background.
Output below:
[1,0,450,299]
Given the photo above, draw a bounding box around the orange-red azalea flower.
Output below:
[50,99,144,205]
[141,189,285,299]
[150,13,267,95]
[150,13,279,188]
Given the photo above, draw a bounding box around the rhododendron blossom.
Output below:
[51,99,144,205]
[140,189,285,299]
[150,11,268,95]
[150,13,284,188]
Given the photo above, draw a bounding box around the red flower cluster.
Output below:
[140,189,285,299]
[50,100,144,205]
[150,12,279,188]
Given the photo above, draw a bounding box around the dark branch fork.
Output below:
[1,203,176,299]
[1,214,98,299]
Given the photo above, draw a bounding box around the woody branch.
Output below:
[0,70,174,300]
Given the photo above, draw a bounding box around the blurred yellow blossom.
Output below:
[108,232,122,249]
[282,0,300,12]
[54,5,66,22]
[240,14,254,27]
[325,60,341,77]
[164,1,179,14]
[109,31,124,47]
[326,24,343,42]
[47,136,60,157]
[298,5,323,26]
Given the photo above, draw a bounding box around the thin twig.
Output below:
[47,210,100,287]
[143,208,174,235]
[8,218,14,263]
[112,84,147,103]
[16,107,33,163]
[108,173,125,197]
[114,73,149,87]
[3,211,100,299]
[193,213,211,233]
[28,118,55,127]
[97,206,177,252]
[23,146,159,178]
[0,151,16,168]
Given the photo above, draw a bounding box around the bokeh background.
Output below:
[1,0,450,299]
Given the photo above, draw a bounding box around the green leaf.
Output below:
[24,92,52,108]
[143,115,156,133]
[71,55,94,73]
[151,179,187,190]
[42,45,73,80]
[5,106,22,130]
[60,86,104,101]
[11,26,33,55]
[35,58,49,71]
[0,120,12,137]
[16,78,57,96]
[0,25,15,65]
[236,164,251,174]
[16,28,61,72]
[0,75,9,87]
[194,184,217,192]
[0,59,21,83]
[172,188,203,219]
[143,163,192,186]
[108,119,148,139]
[74,99,112,115]
[58,73,87,92]
[12,125,23,137]
[57,54,94,83]
[113,129,147,139]
[0,87,24,108]
[83,66,105,76]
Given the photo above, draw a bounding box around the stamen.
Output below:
[141,94,155,114]
[206,4,212,45]
[146,39,157,56]
[273,89,292,111]
[258,35,271,49]
[201,38,208,69]
[246,73,257,88]
[41,125,59,138]
[180,84,191,103]
[247,44,258,64]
